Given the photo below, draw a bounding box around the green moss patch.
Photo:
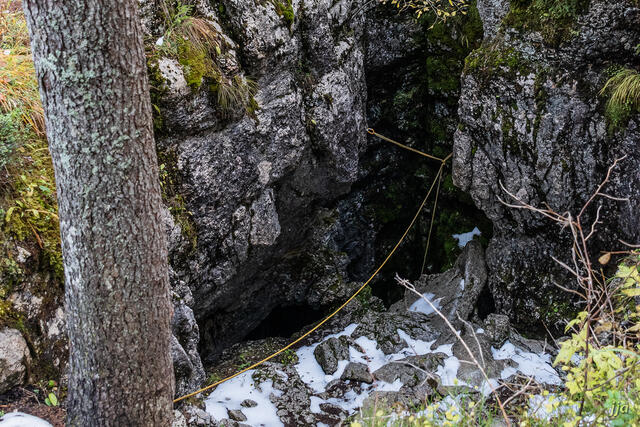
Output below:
[464,44,533,82]
[157,147,198,255]
[271,0,294,29]
[503,0,590,46]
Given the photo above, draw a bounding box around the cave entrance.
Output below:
[245,303,326,341]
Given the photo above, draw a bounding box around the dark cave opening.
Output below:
[244,303,326,341]
[476,285,496,320]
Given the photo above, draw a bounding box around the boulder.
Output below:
[340,362,373,384]
[313,336,350,375]
[0,328,30,393]
[391,240,488,323]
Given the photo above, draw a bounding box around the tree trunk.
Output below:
[22,1,174,425]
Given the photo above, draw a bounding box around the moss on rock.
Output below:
[502,0,590,47]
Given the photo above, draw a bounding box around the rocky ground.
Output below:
[173,241,562,426]
[1,0,638,424]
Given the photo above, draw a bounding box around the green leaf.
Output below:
[5,207,15,222]
[48,392,58,406]
[622,288,640,297]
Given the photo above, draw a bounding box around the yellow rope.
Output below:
[367,128,445,163]
[173,129,452,404]
[421,169,443,275]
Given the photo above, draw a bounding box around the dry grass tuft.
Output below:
[0,1,44,136]
[602,68,640,112]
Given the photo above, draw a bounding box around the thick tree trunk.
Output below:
[23,1,174,425]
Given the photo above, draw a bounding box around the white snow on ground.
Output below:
[350,336,390,371]
[295,323,358,392]
[492,341,561,385]
[295,324,462,418]
[396,329,437,356]
[481,378,500,396]
[0,412,52,427]
[452,227,481,248]
[408,293,442,315]
[205,373,283,426]
[204,323,561,426]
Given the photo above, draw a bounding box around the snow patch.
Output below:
[204,372,283,427]
[492,341,561,385]
[295,323,358,393]
[436,356,463,386]
[452,227,481,248]
[0,412,53,427]
[409,293,442,316]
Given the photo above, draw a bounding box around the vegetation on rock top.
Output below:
[149,0,258,124]
[503,0,590,46]
[601,66,640,133]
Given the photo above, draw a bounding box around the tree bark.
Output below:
[22,1,174,425]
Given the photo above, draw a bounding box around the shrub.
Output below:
[601,67,640,132]
[381,0,470,24]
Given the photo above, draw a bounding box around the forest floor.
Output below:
[0,387,65,426]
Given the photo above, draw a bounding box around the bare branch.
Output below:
[578,155,626,220]
[619,239,640,248]
[394,274,511,426]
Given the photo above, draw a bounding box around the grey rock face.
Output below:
[453,0,640,331]
[171,271,207,397]
[172,410,188,427]
[180,406,216,427]
[483,313,511,345]
[148,0,405,361]
[353,311,440,354]
[253,363,317,426]
[240,399,257,408]
[0,328,30,393]
[476,0,509,39]
[373,355,436,386]
[227,409,247,422]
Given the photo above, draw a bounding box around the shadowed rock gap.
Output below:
[244,303,327,341]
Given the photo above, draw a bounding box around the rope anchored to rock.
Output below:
[173,129,451,404]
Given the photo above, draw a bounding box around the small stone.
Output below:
[227,409,247,422]
[240,399,257,408]
[171,410,187,427]
[340,362,373,384]
[314,336,349,375]
[182,406,214,426]
[319,403,347,416]
[373,358,430,387]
